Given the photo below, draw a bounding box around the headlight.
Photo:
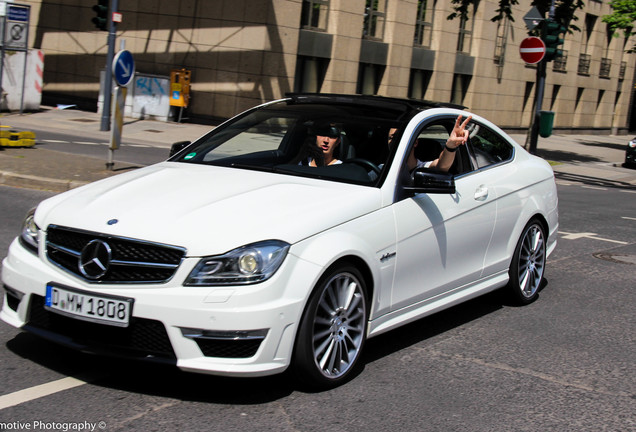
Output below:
[19,207,39,254]
[185,240,290,286]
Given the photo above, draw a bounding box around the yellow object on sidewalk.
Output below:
[0,125,36,147]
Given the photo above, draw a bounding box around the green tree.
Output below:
[602,0,636,51]
[448,0,585,33]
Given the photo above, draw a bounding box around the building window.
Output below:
[357,63,385,95]
[456,7,474,53]
[409,69,432,100]
[599,58,611,78]
[553,50,568,72]
[363,0,387,40]
[301,0,330,31]
[619,61,626,80]
[598,24,612,79]
[578,54,591,75]
[413,0,433,47]
[295,56,329,93]
[451,74,471,105]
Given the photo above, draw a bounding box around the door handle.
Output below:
[474,185,488,201]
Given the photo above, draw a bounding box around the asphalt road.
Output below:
[0,180,634,431]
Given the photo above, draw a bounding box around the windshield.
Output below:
[171,100,410,185]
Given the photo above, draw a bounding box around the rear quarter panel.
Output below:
[482,150,558,277]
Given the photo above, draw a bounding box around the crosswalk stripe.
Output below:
[0,376,88,410]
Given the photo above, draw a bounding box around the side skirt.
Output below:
[367,271,509,338]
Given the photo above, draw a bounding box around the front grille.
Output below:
[46,225,186,283]
[194,338,263,358]
[26,295,176,361]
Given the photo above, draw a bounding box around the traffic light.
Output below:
[543,20,566,62]
[92,0,109,31]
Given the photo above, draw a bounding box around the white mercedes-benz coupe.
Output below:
[1,94,558,389]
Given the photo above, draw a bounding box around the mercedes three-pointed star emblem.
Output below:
[79,239,112,280]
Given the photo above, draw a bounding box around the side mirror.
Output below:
[404,169,456,195]
[169,140,191,157]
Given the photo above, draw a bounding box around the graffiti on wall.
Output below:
[132,75,170,119]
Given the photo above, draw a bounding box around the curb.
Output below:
[0,170,89,192]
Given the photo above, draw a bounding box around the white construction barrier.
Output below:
[1,49,44,112]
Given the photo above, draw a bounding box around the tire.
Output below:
[292,264,368,390]
[507,219,546,305]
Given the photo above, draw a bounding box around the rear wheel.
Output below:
[507,220,546,305]
[292,264,368,390]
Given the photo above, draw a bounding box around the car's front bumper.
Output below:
[1,238,318,377]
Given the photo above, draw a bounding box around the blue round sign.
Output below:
[112,50,135,87]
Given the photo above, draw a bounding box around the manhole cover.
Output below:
[70,118,97,123]
[593,253,636,265]
[144,129,163,133]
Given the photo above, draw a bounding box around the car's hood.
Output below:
[35,162,381,256]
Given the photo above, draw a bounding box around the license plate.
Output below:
[45,283,133,327]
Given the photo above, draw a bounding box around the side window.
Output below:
[414,124,447,163]
[411,119,474,175]
[469,125,513,169]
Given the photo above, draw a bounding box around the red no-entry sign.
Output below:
[519,37,546,64]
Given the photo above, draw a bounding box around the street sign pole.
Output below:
[0,8,5,106]
[107,85,126,170]
[107,46,134,170]
[99,0,119,132]
[527,0,556,154]
[19,8,29,114]
[528,60,547,154]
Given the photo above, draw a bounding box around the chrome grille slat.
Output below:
[46,225,186,284]
[48,242,81,257]
[109,260,180,269]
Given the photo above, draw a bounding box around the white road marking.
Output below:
[622,216,636,221]
[40,139,67,143]
[620,189,636,194]
[0,376,89,410]
[581,186,608,191]
[558,231,628,245]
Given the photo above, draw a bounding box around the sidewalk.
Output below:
[1,106,635,192]
[0,107,212,192]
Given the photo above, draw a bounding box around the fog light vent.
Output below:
[3,285,24,312]
[181,328,267,358]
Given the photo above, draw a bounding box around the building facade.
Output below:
[17,0,636,132]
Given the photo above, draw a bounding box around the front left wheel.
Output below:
[292,264,368,390]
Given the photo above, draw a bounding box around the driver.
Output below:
[296,123,343,167]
